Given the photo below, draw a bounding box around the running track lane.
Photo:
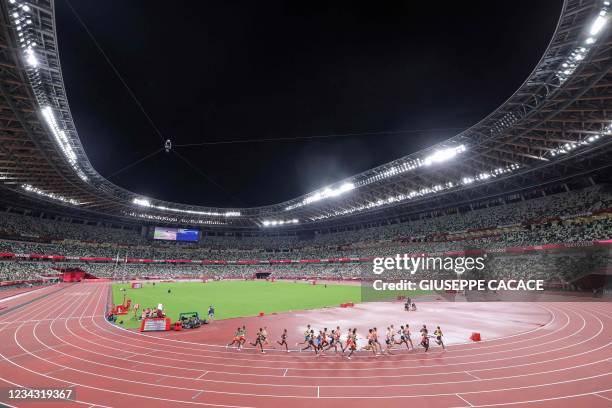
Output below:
[0,283,610,407]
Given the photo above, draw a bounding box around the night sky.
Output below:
[55,0,562,208]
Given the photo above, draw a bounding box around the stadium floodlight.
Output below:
[25,51,38,67]
[131,198,241,217]
[288,145,467,212]
[22,184,83,206]
[548,127,607,158]
[557,4,609,84]
[133,197,151,207]
[590,13,607,36]
[310,163,521,221]
[423,145,466,166]
[40,106,89,182]
[127,211,227,225]
[286,182,355,210]
[261,218,299,227]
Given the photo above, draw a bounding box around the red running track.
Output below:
[0,283,610,408]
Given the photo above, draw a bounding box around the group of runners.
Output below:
[226,323,445,357]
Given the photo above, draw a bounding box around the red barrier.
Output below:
[470,332,481,342]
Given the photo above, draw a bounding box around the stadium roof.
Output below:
[0,0,611,230]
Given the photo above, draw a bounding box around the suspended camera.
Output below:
[164,139,172,153]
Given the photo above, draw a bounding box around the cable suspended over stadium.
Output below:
[0,0,611,230]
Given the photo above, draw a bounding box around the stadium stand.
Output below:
[1,185,610,284]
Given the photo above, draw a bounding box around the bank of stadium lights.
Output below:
[11,0,44,102]
[557,1,609,84]
[310,164,520,221]
[21,184,83,206]
[131,198,241,218]
[287,145,467,212]
[261,219,299,227]
[40,107,89,182]
[549,124,611,157]
[11,2,88,184]
[491,112,520,136]
[10,2,38,69]
[285,183,355,211]
[423,145,466,166]
[472,164,520,183]
[126,212,227,225]
[356,145,467,188]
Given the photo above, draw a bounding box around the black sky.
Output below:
[55,0,563,208]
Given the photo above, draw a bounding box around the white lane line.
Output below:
[595,393,612,402]
[44,367,68,376]
[197,371,209,379]
[456,394,473,407]
[283,368,288,377]
[465,371,481,380]
[456,388,612,407]
[0,316,98,324]
[0,285,58,304]
[317,386,320,398]
[192,390,205,399]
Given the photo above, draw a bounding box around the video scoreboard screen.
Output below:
[153,227,200,242]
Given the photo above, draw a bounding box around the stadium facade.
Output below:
[0,0,610,235]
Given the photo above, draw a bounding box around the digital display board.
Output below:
[153,227,200,242]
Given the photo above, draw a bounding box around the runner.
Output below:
[250,328,266,353]
[385,326,395,354]
[346,328,358,359]
[320,328,329,350]
[372,327,382,355]
[262,326,272,348]
[301,329,318,353]
[434,326,445,350]
[277,329,289,352]
[238,325,247,350]
[327,328,342,353]
[362,329,377,355]
[296,324,312,346]
[396,324,414,350]
[342,327,352,353]
[315,330,325,356]
[420,325,429,352]
[226,327,242,349]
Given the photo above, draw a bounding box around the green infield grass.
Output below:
[111,280,427,329]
